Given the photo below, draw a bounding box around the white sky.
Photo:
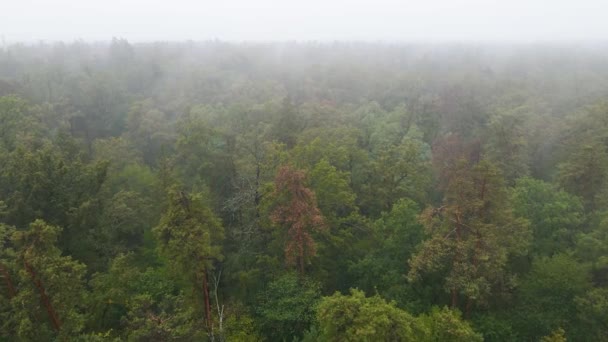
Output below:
[2,0,608,43]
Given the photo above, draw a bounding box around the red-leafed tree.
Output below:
[271,165,326,274]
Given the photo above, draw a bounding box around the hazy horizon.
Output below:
[3,0,608,43]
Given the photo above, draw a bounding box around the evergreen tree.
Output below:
[409,159,530,316]
[153,188,224,336]
[8,220,87,340]
[270,165,326,274]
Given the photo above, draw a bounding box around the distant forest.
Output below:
[1,40,608,341]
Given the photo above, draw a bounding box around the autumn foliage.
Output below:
[271,165,326,274]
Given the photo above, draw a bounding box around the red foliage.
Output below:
[271,165,325,274]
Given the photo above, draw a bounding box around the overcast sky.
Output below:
[2,0,608,43]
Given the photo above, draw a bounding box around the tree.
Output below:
[514,254,592,340]
[575,288,608,341]
[511,177,584,256]
[308,158,357,222]
[124,99,173,166]
[66,70,128,142]
[409,159,530,316]
[0,223,16,300]
[96,190,153,261]
[485,110,530,184]
[0,136,109,269]
[349,198,425,308]
[256,272,321,341]
[153,188,224,336]
[417,307,483,342]
[557,142,608,212]
[88,253,146,333]
[8,220,87,340]
[270,165,326,274]
[540,328,567,342]
[360,136,431,215]
[88,253,203,339]
[0,95,45,152]
[290,127,366,175]
[0,222,17,340]
[123,293,203,341]
[313,289,482,342]
[315,289,421,341]
[575,211,608,285]
[174,109,237,210]
[306,158,361,291]
[273,97,302,148]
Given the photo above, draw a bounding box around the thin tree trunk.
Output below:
[466,176,487,318]
[212,270,224,341]
[466,232,482,318]
[254,161,261,219]
[0,262,16,299]
[202,269,212,332]
[451,210,463,309]
[299,255,305,276]
[24,261,61,332]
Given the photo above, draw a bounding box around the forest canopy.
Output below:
[1,40,608,341]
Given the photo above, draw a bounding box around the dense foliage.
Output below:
[1,40,608,341]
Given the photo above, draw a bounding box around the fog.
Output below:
[3,0,608,43]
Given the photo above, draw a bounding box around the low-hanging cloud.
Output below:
[2,0,607,42]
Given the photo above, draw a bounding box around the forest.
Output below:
[0,40,608,341]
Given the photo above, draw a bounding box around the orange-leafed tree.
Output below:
[271,165,326,274]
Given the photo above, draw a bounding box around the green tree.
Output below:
[540,328,567,342]
[88,254,196,338]
[8,220,87,340]
[350,198,425,308]
[417,307,483,342]
[0,137,109,268]
[574,287,608,341]
[153,188,224,335]
[557,142,608,212]
[514,254,592,340]
[88,253,146,333]
[256,272,321,341]
[315,289,421,341]
[511,177,584,256]
[306,158,361,291]
[123,293,203,341]
[273,97,302,148]
[0,222,17,340]
[359,135,431,216]
[0,95,44,151]
[124,99,173,166]
[485,110,530,183]
[174,109,236,209]
[96,191,154,263]
[313,289,482,341]
[308,158,357,222]
[575,211,608,285]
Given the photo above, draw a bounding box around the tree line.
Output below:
[1,39,608,341]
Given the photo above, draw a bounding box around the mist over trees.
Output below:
[1,39,608,341]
